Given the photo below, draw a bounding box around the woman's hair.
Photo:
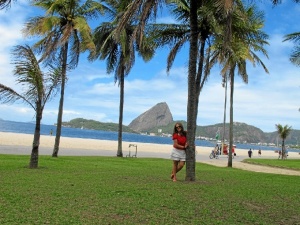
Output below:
[173,122,187,136]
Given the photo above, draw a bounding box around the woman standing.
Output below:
[170,122,188,182]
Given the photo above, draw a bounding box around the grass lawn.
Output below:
[1,155,299,225]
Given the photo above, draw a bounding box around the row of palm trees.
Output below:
[0,1,298,179]
[23,0,106,158]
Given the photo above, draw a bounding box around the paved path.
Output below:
[202,157,300,176]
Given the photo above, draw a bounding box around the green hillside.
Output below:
[61,118,136,133]
[61,118,300,145]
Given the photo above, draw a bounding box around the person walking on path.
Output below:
[248,148,253,158]
[170,122,188,182]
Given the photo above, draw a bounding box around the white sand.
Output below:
[0,131,299,157]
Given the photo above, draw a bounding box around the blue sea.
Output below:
[0,119,292,152]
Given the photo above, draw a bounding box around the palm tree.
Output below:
[147,0,223,180]
[0,45,60,168]
[210,2,269,167]
[90,0,154,157]
[283,32,300,66]
[113,0,223,181]
[221,74,228,154]
[275,124,292,159]
[23,0,105,157]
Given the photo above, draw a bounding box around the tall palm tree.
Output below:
[221,74,228,154]
[283,32,300,66]
[275,124,292,159]
[90,0,154,157]
[0,45,60,168]
[23,0,105,157]
[184,0,199,181]
[210,2,269,167]
[113,0,222,181]
[147,0,223,180]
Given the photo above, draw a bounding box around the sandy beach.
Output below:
[1,132,299,176]
[0,131,299,157]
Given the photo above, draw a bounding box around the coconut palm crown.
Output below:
[275,124,292,159]
[283,32,300,66]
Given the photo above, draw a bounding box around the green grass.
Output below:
[1,155,300,225]
[243,158,300,171]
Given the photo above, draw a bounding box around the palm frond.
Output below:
[0,84,25,104]
[0,44,61,112]
[12,45,44,103]
[115,0,143,37]
[283,32,300,42]
[0,0,12,9]
[80,0,106,19]
[290,46,300,66]
[167,38,186,73]
[283,32,300,67]
[276,124,292,140]
[43,65,62,103]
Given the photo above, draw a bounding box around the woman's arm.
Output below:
[173,139,186,150]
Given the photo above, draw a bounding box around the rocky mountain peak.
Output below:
[128,102,173,132]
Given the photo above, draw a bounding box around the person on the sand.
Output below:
[248,148,253,158]
[170,122,188,182]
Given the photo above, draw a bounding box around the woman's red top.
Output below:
[172,133,187,149]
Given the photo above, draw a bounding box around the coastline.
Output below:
[0,131,299,158]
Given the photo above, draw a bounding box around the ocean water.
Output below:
[0,119,286,152]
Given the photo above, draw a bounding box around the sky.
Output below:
[0,0,299,133]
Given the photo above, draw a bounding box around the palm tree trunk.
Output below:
[228,68,234,167]
[117,71,125,157]
[193,40,206,119]
[29,105,42,169]
[281,139,285,160]
[195,40,205,98]
[222,75,228,155]
[52,43,68,157]
[185,0,198,182]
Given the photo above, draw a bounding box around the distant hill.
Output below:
[61,118,136,133]
[128,102,173,132]
[61,118,300,145]
[61,102,300,145]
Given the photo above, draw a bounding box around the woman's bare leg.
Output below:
[172,161,179,181]
[176,161,185,173]
[171,161,185,181]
